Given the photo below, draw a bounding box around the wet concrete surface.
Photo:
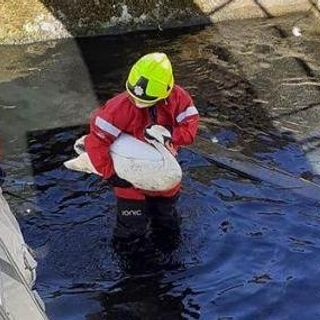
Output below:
[1,12,320,320]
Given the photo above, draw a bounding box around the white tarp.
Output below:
[0,189,36,286]
[0,188,48,320]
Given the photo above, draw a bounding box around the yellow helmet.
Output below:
[126,52,174,105]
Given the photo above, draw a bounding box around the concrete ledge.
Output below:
[0,0,314,44]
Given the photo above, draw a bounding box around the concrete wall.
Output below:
[0,0,315,44]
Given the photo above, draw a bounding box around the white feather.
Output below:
[292,26,302,37]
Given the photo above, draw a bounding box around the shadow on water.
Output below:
[2,2,320,319]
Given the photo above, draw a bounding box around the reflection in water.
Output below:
[87,275,187,320]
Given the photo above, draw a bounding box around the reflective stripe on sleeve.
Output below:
[176,106,199,123]
[95,116,121,137]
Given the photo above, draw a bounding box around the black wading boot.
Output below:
[112,198,154,274]
[146,194,181,254]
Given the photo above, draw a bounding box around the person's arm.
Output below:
[171,91,199,148]
[84,108,120,179]
[84,105,133,188]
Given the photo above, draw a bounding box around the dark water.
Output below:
[2,13,320,320]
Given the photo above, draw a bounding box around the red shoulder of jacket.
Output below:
[99,92,132,113]
[93,92,134,130]
[166,85,194,112]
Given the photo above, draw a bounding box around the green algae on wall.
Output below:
[0,0,313,44]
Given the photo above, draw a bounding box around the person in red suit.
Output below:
[85,52,199,249]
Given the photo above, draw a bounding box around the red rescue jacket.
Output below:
[85,85,199,200]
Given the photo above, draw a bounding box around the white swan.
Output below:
[64,125,182,191]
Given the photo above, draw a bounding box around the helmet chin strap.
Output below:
[133,98,155,108]
[135,102,152,108]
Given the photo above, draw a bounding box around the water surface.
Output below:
[1,12,320,320]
